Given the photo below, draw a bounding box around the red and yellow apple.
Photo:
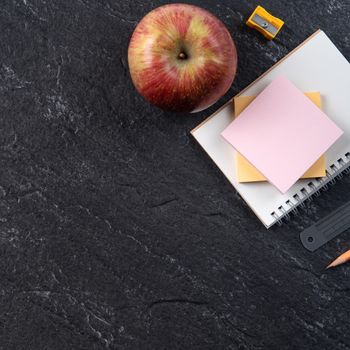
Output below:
[128,4,237,113]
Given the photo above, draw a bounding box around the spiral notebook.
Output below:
[191,30,350,228]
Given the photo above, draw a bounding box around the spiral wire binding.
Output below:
[270,152,350,226]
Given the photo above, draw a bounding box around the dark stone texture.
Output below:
[0,0,350,349]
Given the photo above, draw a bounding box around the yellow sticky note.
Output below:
[234,93,326,183]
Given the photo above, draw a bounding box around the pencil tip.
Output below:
[326,258,345,269]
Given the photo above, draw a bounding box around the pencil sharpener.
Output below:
[246,6,284,40]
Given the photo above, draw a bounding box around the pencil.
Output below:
[327,249,350,269]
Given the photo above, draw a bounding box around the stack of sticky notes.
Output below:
[221,76,343,194]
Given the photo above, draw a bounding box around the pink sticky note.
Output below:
[221,76,343,193]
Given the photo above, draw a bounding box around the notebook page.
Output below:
[192,30,350,227]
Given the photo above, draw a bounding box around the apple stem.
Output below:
[178,52,188,60]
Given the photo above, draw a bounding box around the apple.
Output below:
[128,3,237,113]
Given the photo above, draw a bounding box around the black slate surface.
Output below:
[1,0,350,349]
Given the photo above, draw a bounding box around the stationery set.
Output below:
[191,30,350,229]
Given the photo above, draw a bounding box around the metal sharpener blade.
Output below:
[252,14,279,36]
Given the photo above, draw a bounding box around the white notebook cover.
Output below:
[191,30,350,228]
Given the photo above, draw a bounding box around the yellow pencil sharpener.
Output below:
[246,6,284,40]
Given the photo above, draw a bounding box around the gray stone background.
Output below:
[0,0,349,349]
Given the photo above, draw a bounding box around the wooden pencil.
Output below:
[327,249,350,269]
